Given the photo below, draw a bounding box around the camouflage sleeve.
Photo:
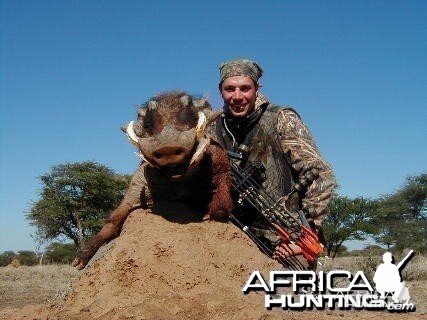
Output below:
[277,109,336,227]
[122,163,152,209]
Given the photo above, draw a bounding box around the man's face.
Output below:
[220,76,258,118]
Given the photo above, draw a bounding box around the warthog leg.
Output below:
[72,201,133,270]
[204,142,233,221]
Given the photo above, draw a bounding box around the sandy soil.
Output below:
[1,202,425,319]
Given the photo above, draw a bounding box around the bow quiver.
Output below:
[228,152,324,267]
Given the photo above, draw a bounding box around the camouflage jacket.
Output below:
[209,93,336,228]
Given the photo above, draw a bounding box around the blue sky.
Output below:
[1,1,426,252]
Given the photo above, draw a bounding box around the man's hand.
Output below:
[273,241,303,261]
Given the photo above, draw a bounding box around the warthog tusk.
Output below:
[190,136,209,165]
[126,121,139,146]
[196,112,207,140]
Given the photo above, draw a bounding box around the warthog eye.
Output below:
[143,109,164,135]
[153,152,162,159]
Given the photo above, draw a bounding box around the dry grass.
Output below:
[0,264,79,309]
[0,255,426,313]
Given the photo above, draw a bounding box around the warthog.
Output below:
[73,92,233,269]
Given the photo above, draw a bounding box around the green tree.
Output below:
[0,251,16,266]
[27,161,130,249]
[373,173,426,252]
[323,194,377,258]
[44,242,77,264]
[16,250,38,266]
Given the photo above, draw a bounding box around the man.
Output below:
[209,58,336,267]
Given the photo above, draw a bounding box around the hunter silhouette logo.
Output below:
[373,250,414,303]
[243,249,416,312]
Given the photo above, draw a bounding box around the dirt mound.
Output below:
[56,202,284,320]
[2,202,425,320]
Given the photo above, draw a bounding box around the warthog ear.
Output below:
[120,105,147,134]
[133,106,147,136]
[137,106,146,118]
[193,98,221,125]
[193,98,208,109]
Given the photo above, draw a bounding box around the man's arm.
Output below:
[277,108,336,228]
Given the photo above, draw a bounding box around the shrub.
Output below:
[44,242,77,264]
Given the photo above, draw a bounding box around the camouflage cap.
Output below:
[219,59,263,84]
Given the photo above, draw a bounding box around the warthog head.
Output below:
[124,92,218,179]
